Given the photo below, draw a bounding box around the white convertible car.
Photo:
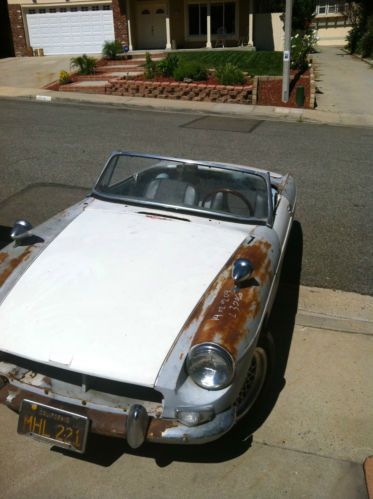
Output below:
[0,152,296,453]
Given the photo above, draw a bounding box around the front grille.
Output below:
[0,351,163,403]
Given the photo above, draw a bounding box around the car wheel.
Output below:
[234,332,274,421]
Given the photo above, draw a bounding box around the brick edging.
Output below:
[105,79,254,104]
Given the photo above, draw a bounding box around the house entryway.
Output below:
[136,2,167,49]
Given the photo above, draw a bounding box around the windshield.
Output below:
[94,153,271,224]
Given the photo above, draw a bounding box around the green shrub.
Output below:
[102,40,123,60]
[144,52,156,79]
[173,61,208,81]
[216,63,245,85]
[361,31,373,57]
[70,54,97,75]
[290,31,317,70]
[59,70,71,84]
[156,54,179,77]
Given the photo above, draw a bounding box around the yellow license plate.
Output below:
[17,399,89,453]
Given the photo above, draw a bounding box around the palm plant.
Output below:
[70,54,97,75]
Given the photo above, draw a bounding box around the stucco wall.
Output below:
[254,12,283,51]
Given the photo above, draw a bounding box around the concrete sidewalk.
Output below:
[0,285,372,498]
[313,46,373,117]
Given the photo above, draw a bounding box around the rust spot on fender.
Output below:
[0,252,8,264]
[0,246,33,287]
[189,239,273,359]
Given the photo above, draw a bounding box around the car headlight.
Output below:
[186,343,235,390]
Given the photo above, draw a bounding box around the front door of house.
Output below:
[136,2,166,49]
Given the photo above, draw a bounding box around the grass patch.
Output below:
[175,50,283,76]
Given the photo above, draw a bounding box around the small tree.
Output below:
[346,0,373,57]
[292,0,317,33]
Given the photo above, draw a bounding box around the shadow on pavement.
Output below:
[53,221,303,468]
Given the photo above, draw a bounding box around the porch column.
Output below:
[206,2,212,48]
[165,15,171,49]
[126,0,133,50]
[248,0,254,47]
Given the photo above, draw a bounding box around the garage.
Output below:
[25,4,115,55]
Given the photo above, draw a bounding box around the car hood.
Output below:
[0,201,250,387]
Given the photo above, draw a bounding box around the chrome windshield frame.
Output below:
[92,151,274,227]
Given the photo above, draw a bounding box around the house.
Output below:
[6,0,351,58]
[313,1,352,46]
[7,0,287,57]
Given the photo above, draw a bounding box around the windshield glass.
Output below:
[94,154,270,223]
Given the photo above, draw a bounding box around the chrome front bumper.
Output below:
[146,406,236,445]
[0,382,236,448]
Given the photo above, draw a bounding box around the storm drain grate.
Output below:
[182,116,263,133]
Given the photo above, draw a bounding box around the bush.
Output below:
[291,30,317,70]
[156,54,179,77]
[144,52,156,79]
[173,61,208,81]
[361,31,373,57]
[59,70,71,84]
[102,40,123,60]
[216,63,245,85]
[70,54,97,75]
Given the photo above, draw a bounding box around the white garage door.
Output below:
[26,5,115,55]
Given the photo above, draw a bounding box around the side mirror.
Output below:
[11,220,33,241]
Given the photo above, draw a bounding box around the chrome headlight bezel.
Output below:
[186,342,235,390]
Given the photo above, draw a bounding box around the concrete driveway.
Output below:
[313,46,373,116]
[0,55,96,88]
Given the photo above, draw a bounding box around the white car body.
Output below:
[0,152,296,452]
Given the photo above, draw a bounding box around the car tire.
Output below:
[234,330,275,422]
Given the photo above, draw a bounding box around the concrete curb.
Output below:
[288,286,373,335]
[1,85,373,128]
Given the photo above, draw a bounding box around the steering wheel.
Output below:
[202,188,254,215]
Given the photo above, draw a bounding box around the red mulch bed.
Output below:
[257,69,311,108]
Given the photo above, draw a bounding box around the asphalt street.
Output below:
[0,98,372,295]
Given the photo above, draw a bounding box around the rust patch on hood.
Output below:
[0,246,33,287]
[188,239,273,359]
[0,253,8,264]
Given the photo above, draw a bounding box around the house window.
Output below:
[188,4,207,35]
[188,1,236,36]
[315,2,346,16]
[69,7,77,11]
[103,5,111,10]
[91,6,99,11]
